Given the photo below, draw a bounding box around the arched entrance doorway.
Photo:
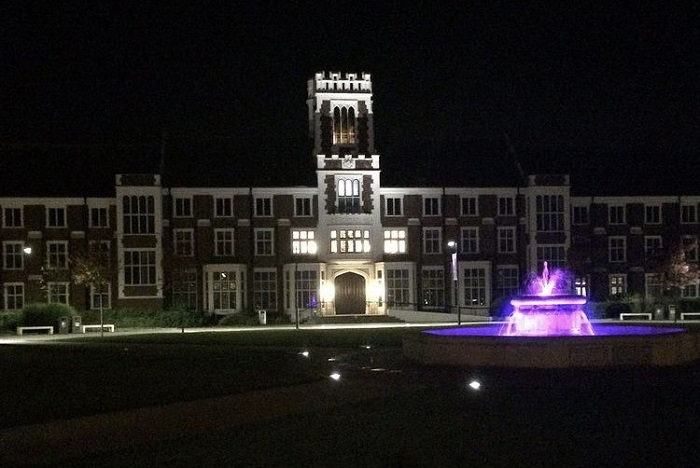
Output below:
[334,272,366,315]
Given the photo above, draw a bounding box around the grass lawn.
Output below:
[2,325,700,466]
[0,327,407,429]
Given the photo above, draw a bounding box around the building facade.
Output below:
[1,72,699,317]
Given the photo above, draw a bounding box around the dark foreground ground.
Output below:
[1,332,699,467]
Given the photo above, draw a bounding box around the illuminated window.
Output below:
[3,283,24,310]
[461,197,478,216]
[498,197,514,216]
[47,207,66,228]
[609,274,627,296]
[423,228,441,254]
[214,229,235,256]
[461,227,479,254]
[174,229,194,256]
[3,242,26,270]
[337,179,361,214]
[608,237,627,263]
[384,230,406,254]
[497,227,516,254]
[609,205,625,225]
[255,228,274,256]
[215,197,233,217]
[295,197,313,217]
[292,230,317,255]
[174,197,192,217]
[330,229,370,253]
[124,250,156,285]
[123,196,155,234]
[333,106,356,144]
[46,241,68,269]
[575,276,588,297]
[645,205,661,224]
[3,208,23,228]
[536,195,564,232]
[421,267,444,308]
[47,282,69,304]
[254,269,278,311]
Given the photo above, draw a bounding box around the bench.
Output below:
[17,326,54,335]
[82,324,115,333]
[680,312,700,321]
[619,313,652,321]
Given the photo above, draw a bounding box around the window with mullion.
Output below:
[460,227,479,254]
[255,229,274,256]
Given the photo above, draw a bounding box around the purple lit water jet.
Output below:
[500,262,594,336]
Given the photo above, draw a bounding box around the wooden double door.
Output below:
[334,272,366,315]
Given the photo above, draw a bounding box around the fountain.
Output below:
[404,263,700,368]
[500,262,594,336]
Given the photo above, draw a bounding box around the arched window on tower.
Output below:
[333,106,357,145]
[337,178,361,214]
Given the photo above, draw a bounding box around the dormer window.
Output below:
[333,106,356,145]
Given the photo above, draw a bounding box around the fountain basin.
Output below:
[404,324,700,368]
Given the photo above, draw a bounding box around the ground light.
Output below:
[329,372,341,381]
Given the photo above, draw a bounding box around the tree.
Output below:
[654,240,700,300]
[71,254,110,337]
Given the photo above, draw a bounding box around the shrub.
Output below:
[78,307,209,328]
[0,311,22,333]
[21,303,78,327]
[158,307,207,328]
[489,296,514,318]
[679,299,700,313]
[218,312,260,326]
[604,302,631,319]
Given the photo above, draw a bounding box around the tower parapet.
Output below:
[307,71,375,156]
[307,71,372,96]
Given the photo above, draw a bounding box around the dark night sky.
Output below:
[1,2,698,196]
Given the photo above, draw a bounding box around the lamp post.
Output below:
[446,240,457,317]
[294,260,299,330]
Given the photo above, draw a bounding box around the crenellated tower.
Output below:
[307,71,375,156]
